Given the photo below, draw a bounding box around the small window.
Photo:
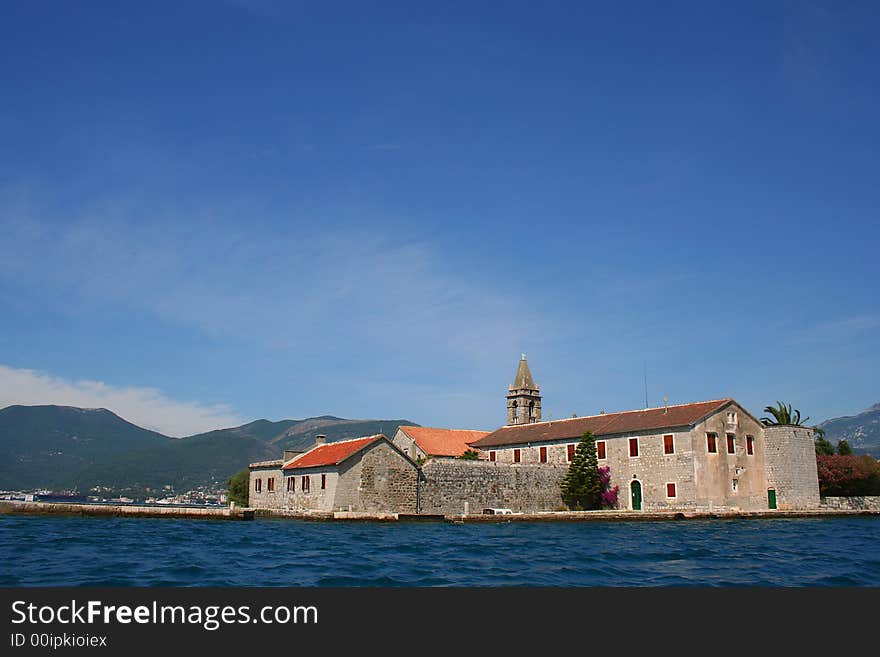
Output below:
[567,444,575,462]
[287,477,294,492]
[302,476,310,493]
[727,411,738,426]
[539,446,547,463]
[666,483,677,498]
[321,474,326,490]
[707,433,717,453]
[254,478,262,493]
[663,434,674,454]
[732,479,739,492]
[629,437,639,457]
[267,477,274,492]
[726,433,735,454]
[746,435,754,456]
[513,449,521,463]
[490,451,496,462]
[597,441,606,460]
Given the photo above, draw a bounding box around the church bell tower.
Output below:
[507,354,542,425]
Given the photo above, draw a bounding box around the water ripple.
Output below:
[1,516,878,586]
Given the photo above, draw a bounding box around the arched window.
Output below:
[512,400,518,422]
[528,400,535,419]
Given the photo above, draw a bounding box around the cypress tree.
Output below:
[561,431,602,510]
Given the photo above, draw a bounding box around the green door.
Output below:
[631,480,642,511]
[768,489,777,509]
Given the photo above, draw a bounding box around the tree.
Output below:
[226,469,249,507]
[459,449,480,460]
[815,435,836,456]
[816,454,880,496]
[837,440,854,456]
[561,431,618,510]
[761,401,810,426]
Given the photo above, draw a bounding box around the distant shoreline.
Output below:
[2,499,879,523]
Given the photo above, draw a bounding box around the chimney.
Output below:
[283,449,306,462]
[314,434,327,446]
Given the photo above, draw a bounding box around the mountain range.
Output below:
[0,405,417,495]
[1,401,877,496]
[818,403,880,457]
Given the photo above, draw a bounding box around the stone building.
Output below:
[471,364,820,511]
[249,434,419,514]
[248,356,821,514]
[392,426,490,461]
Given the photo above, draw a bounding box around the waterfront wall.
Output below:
[0,500,252,520]
[419,460,565,514]
[820,496,880,511]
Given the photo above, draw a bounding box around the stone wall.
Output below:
[249,463,284,510]
[358,441,419,513]
[419,459,565,515]
[764,425,821,509]
[282,470,339,512]
[820,496,880,511]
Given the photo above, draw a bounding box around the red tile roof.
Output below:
[470,399,733,448]
[397,426,490,457]
[282,435,383,470]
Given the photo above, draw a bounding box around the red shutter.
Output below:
[490,451,496,462]
[540,446,547,463]
[629,438,639,457]
[514,449,521,463]
[567,444,575,461]
[707,433,717,453]
[321,474,326,490]
[664,434,674,454]
[597,441,606,459]
[747,435,754,455]
[727,434,735,454]
[667,483,676,498]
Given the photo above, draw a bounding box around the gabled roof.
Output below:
[282,435,384,470]
[397,426,490,457]
[470,399,733,448]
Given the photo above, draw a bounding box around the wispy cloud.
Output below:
[790,315,880,344]
[0,364,244,437]
[0,186,553,426]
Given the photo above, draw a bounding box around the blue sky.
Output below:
[1,1,877,435]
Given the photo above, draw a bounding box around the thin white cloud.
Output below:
[0,364,244,437]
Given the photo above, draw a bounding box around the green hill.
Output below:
[0,405,418,495]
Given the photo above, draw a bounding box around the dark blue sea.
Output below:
[2,516,878,586]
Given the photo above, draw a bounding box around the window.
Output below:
[726,433,735,454]
[267,477,275,492]
[287,477,294,492]
[597,441,606,460]
[666,483,677,498]
[490,451,496,462]
[514,449,521,463]
[539,446,547,463]
[707,433,717,453]
[732,479,739,492]
[663,434,674,454]
[321,474,326,490]
[746,435,754,456]
[302,476,310,493]
[567,444,575,462]
[254,478,262,493]
[629,437,639,457]
[727,411,738,426]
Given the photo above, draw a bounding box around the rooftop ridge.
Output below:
[494,398,732,429]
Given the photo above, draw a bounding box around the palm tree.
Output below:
[760,401,810,427]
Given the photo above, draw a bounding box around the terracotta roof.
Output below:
[397,426,490,457]
[282,435,383,470]
[470,399,733,448]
